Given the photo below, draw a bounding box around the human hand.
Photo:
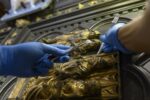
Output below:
[100,23,131,54]
[0,42,71,77]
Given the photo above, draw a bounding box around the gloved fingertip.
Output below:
[103,48,112,53]
[38,54,53,69]
[102,44,113,53]
[100,35,106,42]
[57,49,72,56]
[59,55,70,63]
[43,59,53,69]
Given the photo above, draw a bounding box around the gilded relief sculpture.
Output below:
[22,29,119,100]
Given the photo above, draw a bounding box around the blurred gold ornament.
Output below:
[78,3,85,9]
[16,19,31,27]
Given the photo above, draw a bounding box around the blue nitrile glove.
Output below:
[0,42,71,77]
[100,23,131,54]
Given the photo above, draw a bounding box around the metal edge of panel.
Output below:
[8,78,29,99]
[0,77,17,100]
[28,1,144,35]
[27,0,144,31]
[120,54,150,100]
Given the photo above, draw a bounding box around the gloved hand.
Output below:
[0,42,71,77]
[100,23,131,54]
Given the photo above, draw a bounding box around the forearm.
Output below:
[118,2,150,53]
